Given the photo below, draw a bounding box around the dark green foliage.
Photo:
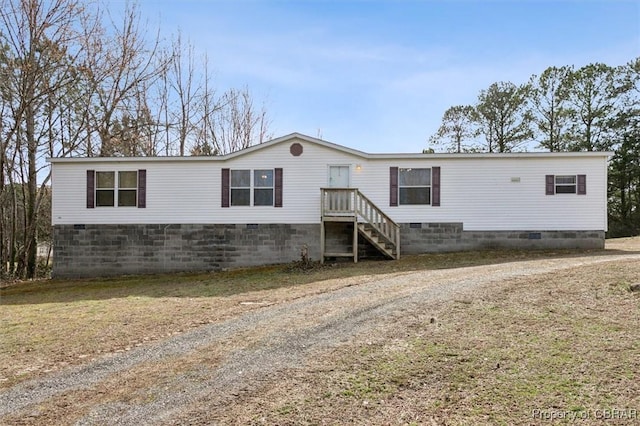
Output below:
[428,57,640,237]
[476,81,534,152]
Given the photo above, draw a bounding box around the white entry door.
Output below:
[328,165,351,213]
[329,165,350,188]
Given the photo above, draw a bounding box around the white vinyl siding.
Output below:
[50,136,608,232]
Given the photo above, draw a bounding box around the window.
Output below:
[254,169,274,206]
[546,174,586,195]
[222,168,282,208]
[118,171,138,206]
[555,175,576,194]
[96,172,115,207]
[94,171,137,207]
[399,168,431,205]
[231,170,251,206]
[87,170,145,208]
[231,169,273,206]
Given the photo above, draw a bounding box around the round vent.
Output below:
[290,143,303,157]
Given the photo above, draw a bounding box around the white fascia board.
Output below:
[47,132,614,163]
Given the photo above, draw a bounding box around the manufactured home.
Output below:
[49,133,610,278]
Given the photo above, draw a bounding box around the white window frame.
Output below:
[118,171,138,207]
[95,171,138,207]
[230,169,275,206]
[398,168,431,205]
[253,169,274,206]
[555,175,577,194]
[230,169,251,206]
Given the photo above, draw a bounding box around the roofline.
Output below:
[47,132,614,163]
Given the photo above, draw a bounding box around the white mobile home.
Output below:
[49,133,609,278]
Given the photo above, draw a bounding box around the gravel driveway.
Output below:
[2,251,639,425]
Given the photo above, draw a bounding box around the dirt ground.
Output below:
[1,238,639,425]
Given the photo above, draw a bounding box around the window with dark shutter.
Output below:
[545,175,555,195]
[390,167,398,206]
[577,174,586,195]
[432,166,441,206]
[221,168,230,207]
[137,169,146,208]
[274,168,283,207]
[399,168,431,205]
[86,170,95,208]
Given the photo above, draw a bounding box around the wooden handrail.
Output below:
[321,188,399,258]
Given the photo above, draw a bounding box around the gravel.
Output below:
[2,252,639,425]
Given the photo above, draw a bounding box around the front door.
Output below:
[329,165,350,188]
[328,165,351,213]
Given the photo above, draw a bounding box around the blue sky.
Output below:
[136,0,639,153]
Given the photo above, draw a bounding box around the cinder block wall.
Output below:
[53,222,605,278]
[399,223,605,254]
[53,224,319,278]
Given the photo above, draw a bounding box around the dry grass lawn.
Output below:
[220,259,639,425]
[1,237,639,425]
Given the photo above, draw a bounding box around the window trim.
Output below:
[95,171,116,207]
[253,169,275,206]
[228,168,278,207]
[117,171,138,207]
[398,167,432,206]
[90,170,140,208]
[546,174,586,195]
[554,175,577,194]
[230,169,251,207]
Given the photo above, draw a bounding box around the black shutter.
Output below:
[274,168,283,207]
[137,169,146,208]
[390,167,398,206]
[545,175,555,195]
[577,174,586,195]
[86,170,95,208]
[221,168,230,207]
[432,166,440,206]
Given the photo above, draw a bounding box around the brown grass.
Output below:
[1,237,639,425]
[3,246,620,389]
[212,260,640,425]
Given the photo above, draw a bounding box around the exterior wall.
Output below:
[49,135,610,277]
[53,222,604,278]
[51,136,609,232]
[51,140,363,225]
[52,224,319,278]
[398,223,605,254]
[358,156,607,231]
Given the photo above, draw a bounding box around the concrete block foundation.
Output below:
[52,222,605,278]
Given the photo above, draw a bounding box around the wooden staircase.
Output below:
[320,188,400,263]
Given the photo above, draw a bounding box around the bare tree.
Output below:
[0,0,273,278]
[80,1,166,157]
[191,53,220,155]
[167,32,201,156]
[0,0,89,277]
[211,86,271,155]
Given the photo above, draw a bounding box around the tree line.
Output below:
[428,58,640,239]
[1,0,271,279]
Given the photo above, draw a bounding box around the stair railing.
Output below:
[321,188,400,259]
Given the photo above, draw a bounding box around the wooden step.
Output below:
[357,223,396,259]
